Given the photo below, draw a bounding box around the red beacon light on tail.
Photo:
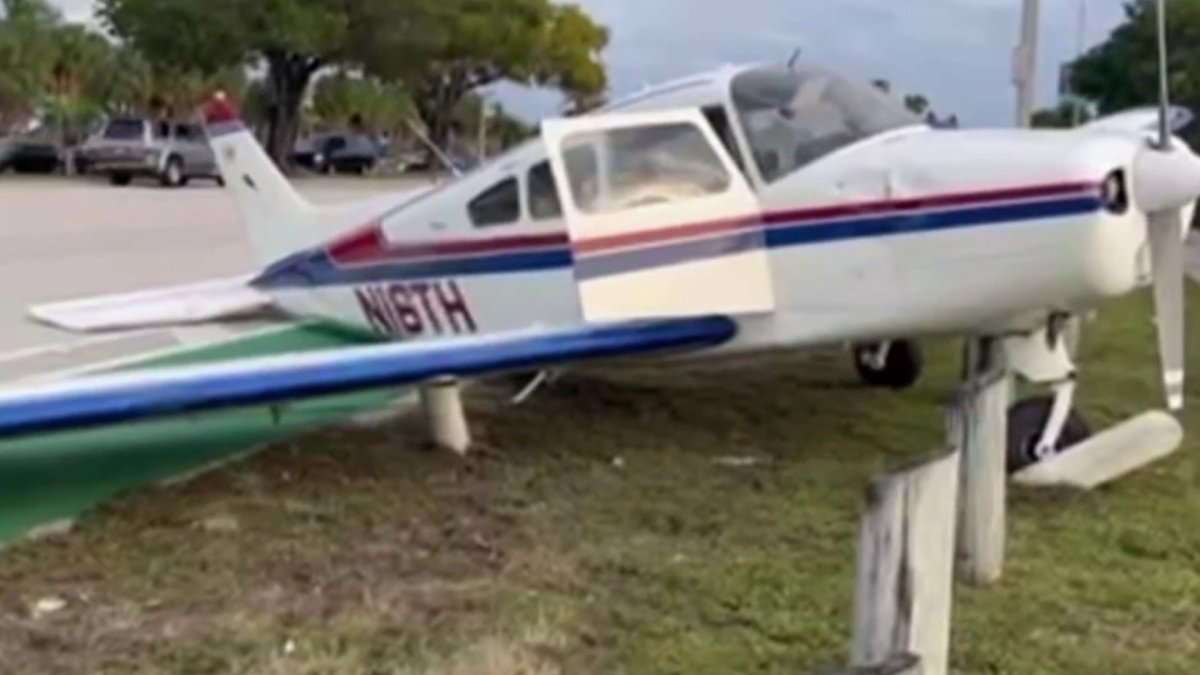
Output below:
[204,91,239,125]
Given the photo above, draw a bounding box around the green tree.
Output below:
[99,0,351,167]
[1068,0,1200,141]
[1031,99,1094,128]
[903,93,930,116]
[83,45,153,116]
[43,24,113,149]
[447,93,533,159]
[0,0,60,130]
[310,71,414,135]
[360,0,608,149]
[871,78,941,122]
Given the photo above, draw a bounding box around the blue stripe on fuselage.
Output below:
[251,194,1103,290]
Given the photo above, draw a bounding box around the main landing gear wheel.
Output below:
[1006,395,1092,473]
[853,340,923,390]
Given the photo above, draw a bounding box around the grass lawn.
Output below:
[0,286,1197,675]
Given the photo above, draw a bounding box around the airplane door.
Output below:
[541,108,775,322]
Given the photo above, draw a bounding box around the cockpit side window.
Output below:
[562,143,600,209]
[468,176,520,227]
[701,105,747,177]
[731,64,921,183]
[527,161,562,220]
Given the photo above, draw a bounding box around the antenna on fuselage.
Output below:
[787,48,801,70]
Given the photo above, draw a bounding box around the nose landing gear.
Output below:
[996,318,1092,473]
[1006,393,1092,473]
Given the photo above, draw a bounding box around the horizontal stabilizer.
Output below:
[0,315,736,439]
[28,275,279,333]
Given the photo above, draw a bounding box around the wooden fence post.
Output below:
[951,340,1010,586]
[849,450,960,675]
[419,377,470,454]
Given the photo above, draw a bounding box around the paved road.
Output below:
[0,175,428,381]
[0,174,431,542]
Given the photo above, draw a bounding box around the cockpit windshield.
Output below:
[731,64,922,183]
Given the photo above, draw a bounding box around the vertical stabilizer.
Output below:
[203,93,317,265]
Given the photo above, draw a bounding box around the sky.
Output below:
[48,0,1129,127]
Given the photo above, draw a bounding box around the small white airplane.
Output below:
[2,45,1196,474]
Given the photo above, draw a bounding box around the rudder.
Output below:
[203,93,317,265]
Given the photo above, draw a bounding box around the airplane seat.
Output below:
[758,150,780,181]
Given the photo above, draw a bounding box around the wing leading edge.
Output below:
[0,316,736,439]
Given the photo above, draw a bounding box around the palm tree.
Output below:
[0,0,59,131]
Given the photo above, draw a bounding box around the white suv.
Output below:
[78,116,223,188]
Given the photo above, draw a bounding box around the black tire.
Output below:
[1006,395,1092,473]
[110,172,132,186]
[215,175,225,187]
[853,340,923,389]
[160,156,184,187]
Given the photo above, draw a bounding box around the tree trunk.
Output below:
[263,52,319,172]
[417,91,457,156]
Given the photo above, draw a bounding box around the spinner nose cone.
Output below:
[1133,143,1200,213]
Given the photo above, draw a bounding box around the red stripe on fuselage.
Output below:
[325,181,1102,266]
[571,213,760,255]
[329,227,568,265]
[763,181,1100,225]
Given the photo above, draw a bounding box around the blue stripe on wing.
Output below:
[0,316,736,439]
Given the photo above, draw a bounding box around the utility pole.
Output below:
[1072,0,1087,126]
[1012,0,1040,127]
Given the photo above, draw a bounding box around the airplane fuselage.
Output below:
[250,63,1162,363]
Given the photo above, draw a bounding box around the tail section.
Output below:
[203,93,318,265]
[203,93,441,269]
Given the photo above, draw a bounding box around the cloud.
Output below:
[49,0,92,21]
[541,0,1128,127]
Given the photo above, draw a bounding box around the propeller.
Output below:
[1133,0,1198,411]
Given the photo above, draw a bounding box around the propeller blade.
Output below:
[1148,209,1186,411]
[1142,0,1187,413]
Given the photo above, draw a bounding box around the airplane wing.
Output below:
[27,275,281,333]
[0,315,736,439]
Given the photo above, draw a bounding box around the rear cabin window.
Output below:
[103,119,144,140]
[469,177,520,227]
[527,161,562,220]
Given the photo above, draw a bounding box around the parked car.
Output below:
[292,132,381,174]
[0,134,61,174]
[76,116,222,187]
